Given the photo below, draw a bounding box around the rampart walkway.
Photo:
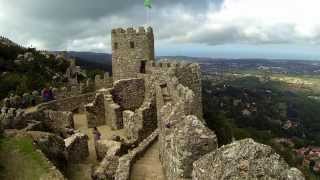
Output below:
[130,140,166,180]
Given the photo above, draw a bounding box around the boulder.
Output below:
[192,138,305,180]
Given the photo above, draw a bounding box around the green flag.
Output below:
[144,0,152,8]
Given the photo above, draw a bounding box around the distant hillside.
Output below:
[54,51,112,73]
[66,51,112,65]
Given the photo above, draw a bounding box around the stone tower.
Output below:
[111,26,155,81]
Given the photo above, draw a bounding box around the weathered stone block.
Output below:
[96,140,122,161]
[44,110,74,138]
[107,103,123,130]
[64,133,89,163]
[85,93,105,128]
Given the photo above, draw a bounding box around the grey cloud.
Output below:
[2,0,316,53]
[0,0,219,51]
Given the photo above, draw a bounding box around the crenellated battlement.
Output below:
[111,26,153,37]
[145,60,198,73]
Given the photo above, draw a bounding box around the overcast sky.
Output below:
[1,0,320,60]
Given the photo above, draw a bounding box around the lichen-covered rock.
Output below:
[192,138,305,180]
[64,132,89,163]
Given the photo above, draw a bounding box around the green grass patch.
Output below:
[0,137,52,180]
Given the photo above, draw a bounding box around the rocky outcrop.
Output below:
[192,138,305,180]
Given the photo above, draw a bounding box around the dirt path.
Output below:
[130,141,166,180]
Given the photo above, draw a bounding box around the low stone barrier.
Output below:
[38,93,95,112]
[95,140,122,161]
[115,129,159,180]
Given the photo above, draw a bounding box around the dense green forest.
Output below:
[202,77,320,179]
[0,44,70,99]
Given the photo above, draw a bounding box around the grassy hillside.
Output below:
[0,137,57,180]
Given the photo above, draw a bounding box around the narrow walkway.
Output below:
[130,141,166,180]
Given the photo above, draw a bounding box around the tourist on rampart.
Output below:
[48,87,55,101]
[93,127,101,143]
[42,88,50,102]
[93,127,101,160]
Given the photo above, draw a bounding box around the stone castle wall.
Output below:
[111,78,145,111]
[38,92,95,112]
[112,27,155,81]
[152,67,218,180]
[94,72,113,90]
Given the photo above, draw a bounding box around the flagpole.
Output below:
[144,0,152,26]
[148,7,150,26]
